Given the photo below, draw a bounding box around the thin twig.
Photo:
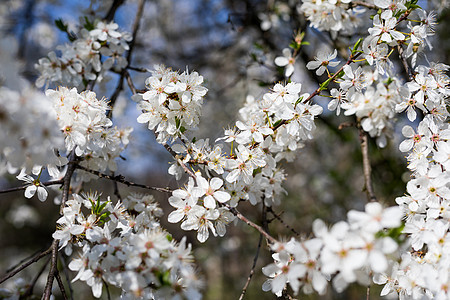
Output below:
[161,141,197,179]
[349,1,377,9]
[103,278,111,300]
[112,174,122,200]
[60,160,77,212]
[267,207,301,237]
[127,65,149,72]
[5,249,43,273]
[225,204,278,244]
[59,254,74,300]
[43,157,76,299]
[107,0,145,115]
[0,180,63,195]
[17,0,36,59]
[359,128,377,202]
[238,233,263,300]
[76,165,172,193]
[397,44,413,80]
[21,256,51,299]
[0,247,52,284]
[42,239,59,300]
[55,269,69,300]
[124,70,137,94]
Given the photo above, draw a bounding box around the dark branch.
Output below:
[104,0,126,22]
[0,180,63,195]
[238,233,263,300]
[267,207,301,237]
[359,128,377,202]
[108,0,145,115]
[55,269,69,300]
[21,256,51,299]
[0,247,52,284]
[76,165,172,193]
[42,240,59,300]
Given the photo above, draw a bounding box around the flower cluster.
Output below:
[397,63,450,122]
[53,192,201,299]
[135,65,207,144]
[2,0,450,299]
[262,202,403,296]
[46,87,132,175]
[0,36,65,177]
[0,87,65,177]
[259,2,450,299]
[340,72,402,147]
[376,108,450,298]
[168,174,235,243]
[299,0,366,36]
[164,80,322,242]
[35,19,131,89]
[325,8,445,148]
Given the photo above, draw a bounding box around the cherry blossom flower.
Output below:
[274,48,296,77]
[306,49,340,76]
[16,170,48,202]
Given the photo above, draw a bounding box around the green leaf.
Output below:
[289,41,300,50]
[55,19,77,42]
[89,199,96,213]
[67,32,77,42]
[98,212,111,224]
[83,16,95,31]
[258,81,271,87]
[55,19,68,32]
[97,201,109,214]
[253,42,263,50]
[319,77,333,91]
[155,270,172,287]
[295,96,304,106]
[384,77,394,86]
[375,224,405,243]
[272,119,283,128]
[351,38,363,56]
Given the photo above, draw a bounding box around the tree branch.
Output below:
[61,160,77,211]
[359,128,377,202]
[55,269,69,300]
[104,0,126,22]
[21,256,51,299]
[108,0,145,115]
[225,204,278,244]
[397,44,414,80]
[0,246,52,284]
[76,165,172,193]
[0,180,63,195]
[349,1,377,9]
[267,207,301,237]
[42,239,59,300]
[238,233,263,300]
[58,254,74,300]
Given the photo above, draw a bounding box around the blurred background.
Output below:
[0,0,449,299]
